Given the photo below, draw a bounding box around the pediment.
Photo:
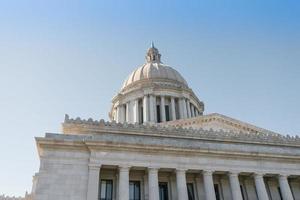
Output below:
[163,113,280,136]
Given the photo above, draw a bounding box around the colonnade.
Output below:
[115,95,202,124]
[87,165,295,200]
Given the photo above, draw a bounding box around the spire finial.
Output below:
[151,41,154,48]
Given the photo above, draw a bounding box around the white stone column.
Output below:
[179,98,185,119]
[126,102,130,123]
[160,96,166,122]
[203,170,217,200]
[133,99,139,123]
[87,165,101,200]
[182,98,188,119]
[116,106,122,123]
[122,105,126,122]
[129,101,134,123]
[186,100,191,118]
[195,109,199,116]
[149,95,156,122]
[191,104,195,117]
[228,172,243,200]
[176,169,188,200]
[278,174,294,200]
[171,97,176,120]
[254,173,269,200]
[143,95,149,123]
[119,166,130,200]
[148,168,159,200]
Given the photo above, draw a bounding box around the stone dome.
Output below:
[121,62,188,90]
[110,43,204,124]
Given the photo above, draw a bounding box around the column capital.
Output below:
[119,165,130,171]
[253,172,266,178]
[228,171,241,177]
[203,170,214,176]
[278,174,290,179]
[148,167,160,172]
[176,168,188,173]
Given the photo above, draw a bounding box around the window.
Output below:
[130,181,140,200]
[165,105,170,121]
[99,180,113,200]
[175,99,180,120]
[140,106,143,123]
[156,105,161,122]
[214,184,221,200]
[159,182,169,200]
[187,183,195,200]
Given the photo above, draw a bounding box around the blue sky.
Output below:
[0,0,299,196]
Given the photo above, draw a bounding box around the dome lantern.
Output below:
[146,42,161,63]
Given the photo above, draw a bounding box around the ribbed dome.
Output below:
[122,44,188,90]
[122,62,188,89]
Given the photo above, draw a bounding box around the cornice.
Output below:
[62,114,300,147]
[36,133,300,162]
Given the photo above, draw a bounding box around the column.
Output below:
[87,165,101,200]
[203,170,217,200]
[254,173,269,200]
[116,106,122,123]
[195,109,198,116]
[186,100,191,118]
[119,166,130,200]
[182,98,188,119]
[228,172,243,200]
[176,169,189,200]
[179,98,184,119]
[126,102,130,123]
[122,105,126,122]
[129,101,134,123]
[143,95,149,123]
[148,168,159,200]
[149,95,156,122]
[191,104,195,117]
[160,96,166,122]
[278,174,294,200]
[133,99,139,123]
[171,97,176,120]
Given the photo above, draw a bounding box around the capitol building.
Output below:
[30,45,300,200]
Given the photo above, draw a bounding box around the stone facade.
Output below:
[30,116,300,200]
[30,45,300,200]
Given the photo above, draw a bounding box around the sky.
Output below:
[0,0,299,196]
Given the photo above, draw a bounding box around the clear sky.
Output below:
[0,0,299,196]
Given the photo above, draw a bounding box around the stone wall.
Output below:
[33,148,89,200]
